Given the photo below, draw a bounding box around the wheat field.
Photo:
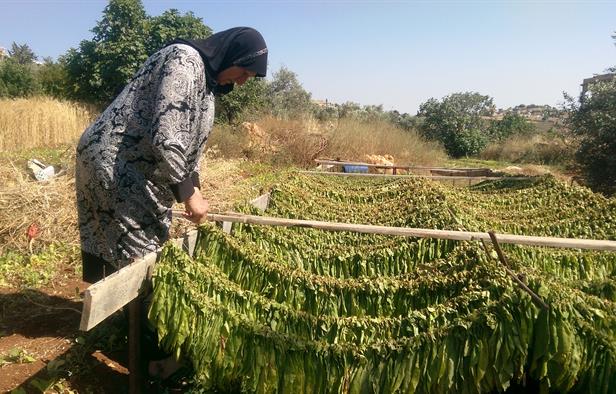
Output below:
[0,97,96,151]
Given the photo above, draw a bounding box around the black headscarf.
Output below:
[172,27,268,95]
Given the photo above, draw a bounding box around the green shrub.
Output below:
[566,80,616,195]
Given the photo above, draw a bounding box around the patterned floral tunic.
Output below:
[76,44,215,267]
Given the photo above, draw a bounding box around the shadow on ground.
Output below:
[0,289,129,393]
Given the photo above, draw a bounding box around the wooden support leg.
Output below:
[129,297,142,394]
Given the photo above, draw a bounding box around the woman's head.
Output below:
[216,66,256,86]
[173,27,268,94]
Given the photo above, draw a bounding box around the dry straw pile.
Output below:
[0,154,79,253]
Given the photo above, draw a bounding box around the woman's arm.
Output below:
[183,187,209,224]
[148,48,206,203]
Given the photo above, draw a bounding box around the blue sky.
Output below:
[1,0,615,113]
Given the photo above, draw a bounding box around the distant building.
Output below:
[581,73,616,95]
[485,104,561,122]
[312,99,335,108]
[0,47,7,59]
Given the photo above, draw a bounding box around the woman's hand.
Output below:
[183,187,209,224]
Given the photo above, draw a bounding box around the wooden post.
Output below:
[128,297,142,394]
[222,221,233,234]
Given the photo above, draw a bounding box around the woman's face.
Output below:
[216,66,256,86]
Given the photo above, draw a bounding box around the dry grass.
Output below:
[480,133,576,166]
[209,116,447,168]
[0,153,79,253]
[207,123,250,158]
[0,149,271,253]
[322,118,446,166]
[0,97,97,151]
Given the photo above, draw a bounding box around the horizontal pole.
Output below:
[314,159,490,171]
[301,171,523,181]
[208,212,616,252]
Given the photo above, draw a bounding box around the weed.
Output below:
[0,243,80,289]
[0,347,37,366]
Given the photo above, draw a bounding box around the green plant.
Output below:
[417,92,495,157]
[149,174,616,393]
[267,66,312,119]
[0,347,37,366]
[489,113,535,141]
[0,58,39,98]
[566,80,616,196]
[0,243,80,288]
[216,77,268,124]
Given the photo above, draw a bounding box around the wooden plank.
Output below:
[430,168,494,177]
[79,252,157,331]
[181,229,198,257]
[79,230,199,331]
[315,159,396,169]
[220,192,271,235]
[222,221,233,234]
[301,171,525,181]
[250,193,270,211]
[210,212,616,252]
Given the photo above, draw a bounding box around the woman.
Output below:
[76,27,268,283]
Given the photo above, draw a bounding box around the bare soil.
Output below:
[0,279,130,393]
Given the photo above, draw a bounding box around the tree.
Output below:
[609,32,616,72]
[63,41,101,101]
[64,0,213,104]
[93,0,149,98]
[385,111,420,132]
[312,103,339,121]
[417,92,494,157]
[216,77,268,123]
[63,0,148,102]
[489,113,535,141]
[268,66,311,118]
[37,57,70,98]
[359,104,386,122]
[8,42,36,65]
[145,9,212,54]
[566,80,616,195]
[0,58,39,97]
[337,101,362,118]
